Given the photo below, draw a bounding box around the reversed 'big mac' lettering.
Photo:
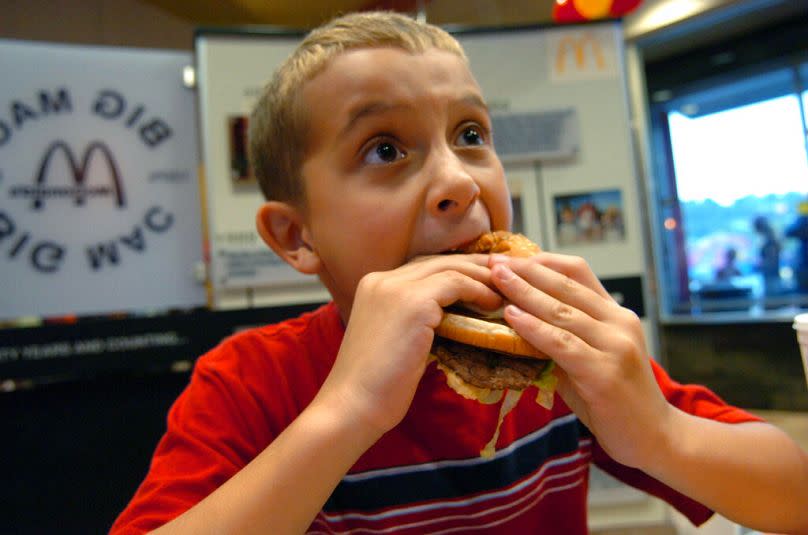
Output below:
[85,206,174,270]
[0,88,172,149]
[0,206,175,273]
[92,89,173,148]
[0,88,71,148]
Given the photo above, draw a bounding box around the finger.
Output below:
[402,254,493,282]
[490,252,611,301]
[491,262,611,348]
[407,253,491,268]
[491,255,615,322]
[502,302,600,378]
[425,269,503,313]
[529,253,612,301]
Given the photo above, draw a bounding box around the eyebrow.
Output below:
[460,93,490,114]
[341,93,490,136]
[341,101,409,136]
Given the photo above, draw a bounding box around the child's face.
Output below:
[298,47,512,311]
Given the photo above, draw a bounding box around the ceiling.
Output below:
[139,0,561,30]
[137,0,806,58]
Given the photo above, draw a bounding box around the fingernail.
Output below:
[494,263,514,281]
[506,304,523,316]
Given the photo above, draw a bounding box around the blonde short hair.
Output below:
[248,11,467,204]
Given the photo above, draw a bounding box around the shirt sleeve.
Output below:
[108,304,337,534]
[108,339,275,535]
[591,359,764,526]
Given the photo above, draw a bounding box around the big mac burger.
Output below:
[431,232,558,455]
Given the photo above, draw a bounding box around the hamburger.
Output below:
[431,231,557,409]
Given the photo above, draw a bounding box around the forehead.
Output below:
[300,47,483,137]
[316,46,476,89]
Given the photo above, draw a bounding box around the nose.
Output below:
[426,148,480,218]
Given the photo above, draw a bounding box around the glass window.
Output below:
[651,63,808,318]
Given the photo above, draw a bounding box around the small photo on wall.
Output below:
[228,115,253,183]
[554,189,625,246]
[511,195,525,235]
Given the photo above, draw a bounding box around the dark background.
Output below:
[2,371,189,534]
[1,303,322,534]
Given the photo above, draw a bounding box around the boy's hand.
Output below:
[489,253,671,470]
[316,254,502,438]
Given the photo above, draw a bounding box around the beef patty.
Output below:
[432,339,549,391]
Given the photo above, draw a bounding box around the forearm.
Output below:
[645,408,808,533]
[152,394,382,535]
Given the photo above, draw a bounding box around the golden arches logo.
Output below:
[26,140,126,210]
[555,32,605,73]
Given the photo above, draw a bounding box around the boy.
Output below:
[111,11,808,534]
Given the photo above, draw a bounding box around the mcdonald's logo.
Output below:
[10,140,126,210]
[555,32,605,74]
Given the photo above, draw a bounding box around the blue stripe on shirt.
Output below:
[323,414,583,513]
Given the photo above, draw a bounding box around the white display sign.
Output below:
[196,35,326,309]
[546,26,619,82]
[0,40,206,320]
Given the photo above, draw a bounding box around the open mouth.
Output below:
[439,232,490,255]
[441,239,476,254]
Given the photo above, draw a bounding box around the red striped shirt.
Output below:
[110,302,762,534]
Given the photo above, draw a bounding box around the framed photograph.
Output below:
[554,189,625,246]
[228,115,253,183]
[507,172,542,246]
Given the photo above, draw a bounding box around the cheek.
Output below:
[497,189,514,230]
[479,166,513,231]
[345,193,413,236]
[360,206,415,259]
[315,193,415,266]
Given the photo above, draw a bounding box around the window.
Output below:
[647,19,808,319]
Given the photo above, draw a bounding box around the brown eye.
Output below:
[377,142,398,162]
[363,141,406,165]
[458,126,484,147]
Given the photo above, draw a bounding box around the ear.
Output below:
[255,201,321,275]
